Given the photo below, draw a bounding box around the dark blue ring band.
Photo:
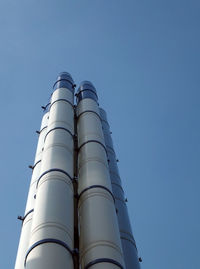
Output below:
[77,110,101,122]
[21,209,34,222]
[36,168,73,188]
[78,185,115,203]
[24,238,74,266]
[84,258,124,269]
[50,98,74,110]
[44,127,74,143]
[78,140,107,156]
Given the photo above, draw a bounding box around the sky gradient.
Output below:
[0,1,199,268]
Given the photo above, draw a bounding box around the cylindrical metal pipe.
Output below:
[76,81,125,269]
[15,112,49,269]
[99,108,140,269]
[25,72,75,269]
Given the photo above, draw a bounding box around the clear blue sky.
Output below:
[0,1,199,268]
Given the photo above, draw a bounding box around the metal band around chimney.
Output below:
[78,140,107,155]
[53,78,74,88]
[84,258,124,269]
[78,185,115,203]
[50,98,74,110]
[21,209,34,222]
[101,118,110,127]
[77,88,98,98]
[114,196,126,203]
[77,110,102,122]
[32,160,41,170]
[36,168,73,188]
[40,125,48,133]
[41,103,50,111]
[111,181,124,193]
[106,144,115,154]
[120,236,138,249]
[24,238,74,266]
[44,127,74,142]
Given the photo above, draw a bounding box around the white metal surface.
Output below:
[77,98,125,269]
[25,87,74,269]
[15,112,49,269]
[100,108,140,269]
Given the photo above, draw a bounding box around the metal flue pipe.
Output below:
[100,108,141,269]
[15,112,49,269]
[76,81,125,269]
[25,72,75,269]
